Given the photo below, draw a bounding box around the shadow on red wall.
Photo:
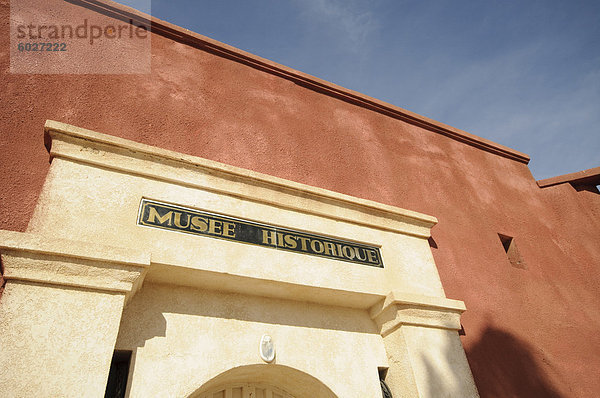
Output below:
[467,327,564,398]
[421,325,563,397]
[427,233,566,397]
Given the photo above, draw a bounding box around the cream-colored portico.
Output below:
[0,121,479,397]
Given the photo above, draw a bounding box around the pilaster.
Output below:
[371,291,479,398]
[0,230,150,398]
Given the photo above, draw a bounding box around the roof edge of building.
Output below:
[537,166,600,188]
[77,0,531,165]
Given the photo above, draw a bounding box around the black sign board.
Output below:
[137,199,383,268]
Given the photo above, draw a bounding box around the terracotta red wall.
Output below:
[1,2,599,397]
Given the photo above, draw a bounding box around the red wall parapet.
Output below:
[68,0,530,165]
[537,166,600,188]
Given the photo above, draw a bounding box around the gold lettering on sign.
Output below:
[173,212,190,228]
[139,199,383,267]
[208,218,222,235]
[366,249,378,264]
[324,242,337,256]
[147,207,173,226]
[297,236,310,251]
[354,247,367,261]
[190,216,209,232]
[310,239,325,254]
[342,245,356,260]
[222,221,236,238]
[284,234,298,249]
[262,229,277,245]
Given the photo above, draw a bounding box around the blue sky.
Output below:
[123,0,599,179]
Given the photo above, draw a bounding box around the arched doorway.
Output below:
[197,382,293,398]
[189,364,338,398]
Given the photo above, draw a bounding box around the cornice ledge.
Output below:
[44,120,438,237]
[0,230,150,300]
[370,291,466,336]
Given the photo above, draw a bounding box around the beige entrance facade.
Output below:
[0,121,479,397]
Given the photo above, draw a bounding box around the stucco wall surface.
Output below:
[0,281,125,397]
[1,1,599,397]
